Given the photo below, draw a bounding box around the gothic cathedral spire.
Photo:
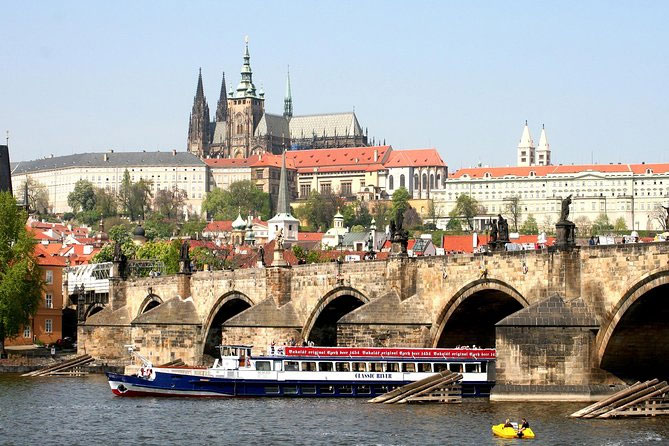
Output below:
[215,71,228,122]
[283,66,293,119]
[187,68,211,158]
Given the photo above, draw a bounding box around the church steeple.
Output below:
[283,66,293,119]
[536,124,551,166]
[276,150,291,214]
[235,36,257,98]
[215,71,228,122]
[187,68,210,158]
[516,120,535,167]
[268,149,299,245]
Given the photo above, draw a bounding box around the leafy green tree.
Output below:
[190,246,225,270]
[449,194,482,231]
[391,187,410,222]
[613,217,628,232]
[118,169,132,217]
[351,225,366,233]
[20,177,51,215]
[372,202,391,229]
[403,206,422,229]
[294,190,344,231]
[341,204,357,228]
[129,180,153,220]
[180,219,207,237]
[520,214,539,235]
[154,187,187,221]
[94,187,118,218]
[77,210,102,226]
[592,213,613,235]
[446,217,462,231]
[68,180,96,213]
[0,192,43,354]
[136,240,180,274]
[144,215,176,240]
[202,181,271,221]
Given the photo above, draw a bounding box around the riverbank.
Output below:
[0,347,124,374]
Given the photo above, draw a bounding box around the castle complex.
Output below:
[187,38,368,159]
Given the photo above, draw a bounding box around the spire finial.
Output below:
[525,119,528,126]
[283,66,293,118]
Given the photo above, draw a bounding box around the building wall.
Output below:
[337,324,430,347]
[208,166,251,191]
[6,264,64,346]
[12,163,207,216]
[434,169,669,231]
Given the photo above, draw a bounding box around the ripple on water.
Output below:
[1,374,668,446]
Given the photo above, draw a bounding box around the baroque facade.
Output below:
[186,38,368,159]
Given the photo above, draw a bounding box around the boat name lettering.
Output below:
[354,373,392,379]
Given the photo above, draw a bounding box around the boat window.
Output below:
[335,362,350,372]
[274,361,283,371]
[465,363,479,373]
[222,347,231,356]
[283,385,298,395]
[255,361,271,371]
[385,363,400,372]
[402,363,416,372]
[318,362,334,372]
[302,385,317,395]
[434,363,449,372]
[284,361,299,371]
[338,385,353,395]
[418,363,433,373]
[373,385,389,393]
[301,361,317,372]
[369,362,384,372]
[357,385,371,394]
[449,363,463,373]
[320,385,335,395]
[480,362,487,373]
[264,385,280,394]
[352,362,367,372]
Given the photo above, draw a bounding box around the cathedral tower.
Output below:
[283,67,293,119]
[536,124,551,166]
[187,68,211,158]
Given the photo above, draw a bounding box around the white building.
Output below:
[11,150,207,215]
[434,163,669,232]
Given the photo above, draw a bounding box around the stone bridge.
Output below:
[80,242,669,399]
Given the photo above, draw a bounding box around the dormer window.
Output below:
[529,171,536,177]
[484,172,491,178]
[646,168,653,174]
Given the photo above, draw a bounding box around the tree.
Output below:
[520,214,539,235]
[154,187,187,221]
[391,187,410,222]
[371,202,391,230]
[294,190,344,231]
[135,240,180,274]
[351,225,366,233]
[592,213,613,235]
[202,181,271,221]
[118,169,132,217]
[504,196,522,232]
[129,180,153,221]
[446,217,462,231]
[651,203,668,230]
[0,192,43,354]
[449,195,481,231]
[94,188,118,219]
[68,180,96,213]
[20,177,50,215]
[403,206,422,229]
[574,216,592,237]
[190,246,225,270]
[179,219,207,237]
[613,217,628,232]
[144,215,176,240]
[427,199,438,225]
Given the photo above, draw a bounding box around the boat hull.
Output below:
[107,371,494,398]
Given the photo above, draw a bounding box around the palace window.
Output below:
[300,184,311,197]
[341,182,352,196]
[23,327,30,338]
[400,174,405,188]
[388,175,394,190]
[45,319,52,334]
[320,183,331,194]
[45,293,53,309]
[45,270,53,285]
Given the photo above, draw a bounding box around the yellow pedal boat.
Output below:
[492,423,535,439]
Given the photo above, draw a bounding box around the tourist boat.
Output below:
[106,345,496,398]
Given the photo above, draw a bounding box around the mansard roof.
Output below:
[288,112,363,139]
[384,148,446,168]
[254,113,290,138]
[11,151,205,175]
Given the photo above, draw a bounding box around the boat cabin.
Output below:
[216,345,253,370]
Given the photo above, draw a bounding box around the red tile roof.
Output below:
[384,149,446,168]
[298,232,324,242]
[206,154,296,169]
[286,146,391,173]
[450,163,669,179]
[34,245,68,267]
[441,234,555,253]
[204,221,233,232]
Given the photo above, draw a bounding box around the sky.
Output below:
[1,1,668,169]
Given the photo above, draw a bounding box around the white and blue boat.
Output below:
[107,345,496,398]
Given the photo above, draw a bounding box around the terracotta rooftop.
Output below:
[450,163,669,179]
[384,148,446,168]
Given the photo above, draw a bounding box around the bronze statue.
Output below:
[490,219,498,243]
[180,240,190,261]
[662,205,669,230]
[560,194,573,222]
[258,245,266,266]
[497,214,509,241]
[275,228,284,250]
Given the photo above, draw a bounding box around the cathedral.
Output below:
[187,38,369,159]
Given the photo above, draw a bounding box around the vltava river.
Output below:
[1,374,668,445]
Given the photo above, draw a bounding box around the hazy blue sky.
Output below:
[2,1,668,169]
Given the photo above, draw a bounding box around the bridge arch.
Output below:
[85,303,105,320]
[302,286,369,346]
[137,294,163,317]
[431,279,528,348]
[596,269,669,381]
[201,291,254,358]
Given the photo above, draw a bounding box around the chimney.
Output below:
[172,149,177,156]
[373,149,378,162]
[83,245,93,255]
[103,153,109,162]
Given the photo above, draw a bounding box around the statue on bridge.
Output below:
[490,218,498,243]
[275,228,284,251]
[662,205,669,230]
[560,194,573,223]
[179,240,192,273]
[112,240,128,279]
[497,214,509,242]
[389,212,409,256]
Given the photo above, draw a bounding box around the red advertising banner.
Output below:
[282,347,496,359]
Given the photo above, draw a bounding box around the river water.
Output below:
[1,374,668,445]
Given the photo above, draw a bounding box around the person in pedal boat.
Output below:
[503,419,513,428]
[517,418,529,435]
